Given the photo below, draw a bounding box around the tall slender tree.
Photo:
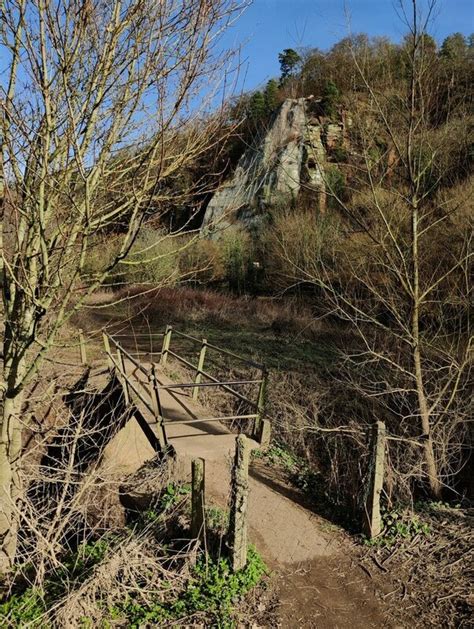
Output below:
[0,0,242,571]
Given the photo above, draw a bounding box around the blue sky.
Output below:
[223,0,474,91]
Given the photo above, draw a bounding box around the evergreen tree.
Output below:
[321,80,340,118]
[278,48,301,82]
[248,91,266,120]
[263,79,279,113]
[440,33,467,59]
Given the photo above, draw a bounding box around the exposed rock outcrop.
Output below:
[202,97,346,234]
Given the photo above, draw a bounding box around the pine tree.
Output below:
[278,48,301,82]
[321,80,340,118]
[248,91,266,120]
[264,79,279,113]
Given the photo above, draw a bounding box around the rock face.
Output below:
[201,97,345,233]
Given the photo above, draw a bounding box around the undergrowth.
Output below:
[0,542,266,628]
[0,479,267,628]
[0,538,112,626]
[364,506,431,548]
[110,546,267,628]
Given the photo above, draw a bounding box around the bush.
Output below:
[325,165,346,209]
[112,227,181,287]
[81,236,121,282]
[179,237,226,283]
[220,229,253,294]
[262,209,341,291]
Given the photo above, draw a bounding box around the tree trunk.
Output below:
[413,345,442,498]
[411,200,442,499]
[0,393,23,572]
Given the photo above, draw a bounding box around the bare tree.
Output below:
[274,0,473,498]
[0,0,244,570]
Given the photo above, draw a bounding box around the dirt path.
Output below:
[99,364,389,628]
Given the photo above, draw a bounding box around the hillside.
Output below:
[1,1,472,627]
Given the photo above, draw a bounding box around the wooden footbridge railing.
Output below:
[100,326,271,453]
[77,326,391,540]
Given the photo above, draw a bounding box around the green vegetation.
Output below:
[0,539,112,626]
[110,547,267,628]
[321,79,340,118]
[364,507,431,548]
[278,48,302,82]
[0,541,266,628]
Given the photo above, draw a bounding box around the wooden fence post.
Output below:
[228,434,250,571]
[191,458,206,541]
[102,332,113,369]
[258,419,271,449]
[253,368,268,442]
[79,329,87,365]
[149,365,168,449]
[364,420,386,539]
[116,347,130,405]
[160,325,172,366]
[192,339,207,401]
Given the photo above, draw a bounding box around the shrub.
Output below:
[325,165,346,209]
[220,229,253,294]
[179,237,226,283]
[262,209,341,291]
[81,236,121,282]
[112,227,181,286]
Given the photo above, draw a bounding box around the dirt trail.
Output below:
[100,364,389,628]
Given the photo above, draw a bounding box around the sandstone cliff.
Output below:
[201,97,346,234]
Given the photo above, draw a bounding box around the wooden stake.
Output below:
[192,339,207,401]
[253,368,268,439]
[116,348,130,405]
[149,365,168,449]
[79,329,87,365]
[228,434,250,571]
[160,325,172,366]
[102,332,113,369]
[364,421,386,539]
[258,418,271,449]
[191,458,206,541]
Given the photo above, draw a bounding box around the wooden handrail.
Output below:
[157,379,263,390]
[171,328,264,370]
[106,333,151,377]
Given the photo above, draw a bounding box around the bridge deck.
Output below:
[98,358,338,567]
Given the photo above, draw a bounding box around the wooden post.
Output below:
[160,325,172,366]
[116,347,130,405]
[364,421,386,539]
[79,329,87,365]
[228,434,250,571]
[253,368,268,440]
[192,338,207,401]
[102,332,113,369]
[257,418,271,449]
[191,458,206,541]
[149,365,168,449]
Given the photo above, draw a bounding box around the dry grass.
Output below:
[117,284,326,340]
[52,534,195,628]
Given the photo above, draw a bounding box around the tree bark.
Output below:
[0,393,23,572]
